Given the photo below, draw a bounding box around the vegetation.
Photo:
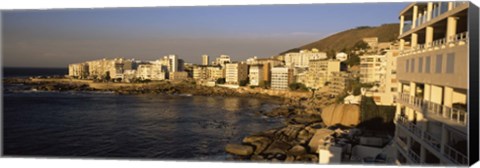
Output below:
[216,78,226,84]
[239,79,249,87]
[288,82,308,91]
[260,81,270,89]
[278,23,399,55]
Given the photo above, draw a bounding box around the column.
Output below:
[400,15,405,34]
[446,17,457,42]
[448,2,453,10]
[411,33,418,49]
[427,2,433,21]
[420,147,427,164]
[426,26,434,48]
[400,39,405,51]
[412,5,418,28]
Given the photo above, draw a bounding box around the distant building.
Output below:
[225,62,248,85]
[336,52,348,62]
[362,37,379,50]
[136,64,166,80]
[68,63,89,79]
[202,54,209,66]
[214,55,231,67]
[306,59,341,89]
[359,54,386,84]
[284,49,327,68]
[246,56,284,82]
[271,66,293,90]
[169,71,189,81]
[248,64,264,86]
[328,71,352,96]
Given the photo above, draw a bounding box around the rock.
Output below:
[263,140,292,155]
[225,144,254,156]
[308,129,335,153]
[321,104,361,127]
[296,129,314,144]
[274,153,287,160]
[285,155,295,162]
[295,154,319,163]
[290,116,322,125]
[242,135,272,155]
[250,155,265,161]
[275,124,304,142]
[288,145,307,156]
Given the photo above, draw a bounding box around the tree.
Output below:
[289,82,308,91]
[353,40,369,50]
[260,81,270,89]
[216,78,226,84]
[239,79,249,86]
[104,71,111,82]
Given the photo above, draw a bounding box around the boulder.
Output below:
[321,104,361,127]
[288,145,307,156]
[296,129,313,144]
[263,140,292,155]
[242,135,272,155]
[225,144,254,156]
[296,154,319,163]
[308,129,335,153]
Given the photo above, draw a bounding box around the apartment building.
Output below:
[363,49,400,106]
[136,64,166,80]
[169,71,189,81]
[225,62,248,85]
[284,49,327,68]
[394,2,469,166]
[202,54,209,65]
[246,56,284,82]
[305,59,341,89]
[193,65,208,80]
[68,63,89,79]
[329,71,351,97]
[213,55,231,67]
[248,64,264,86]
[271,67,293,90]
[359,54,386,84]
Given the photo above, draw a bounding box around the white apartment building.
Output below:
[359,54,386,84]
[202,54,209,65]
[336,52,348,62]
[363,49,400,106]
[68,63,89,79]
[214,55,231,67]
[248,64,264,86]
[271,67,293,90]
[305,59,341,89]
[394,2,469,166]
[284,49,327,68]
[225,62,248,85]
[136,64,166,80]
[193,65,208,80]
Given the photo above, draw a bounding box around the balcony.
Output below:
[396,115,468,165]
[397,93,468,126]
[400,32,468,57]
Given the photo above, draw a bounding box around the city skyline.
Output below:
[3,3,407,67]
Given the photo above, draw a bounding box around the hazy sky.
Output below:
[2,3,407,67]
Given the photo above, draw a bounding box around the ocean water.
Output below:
[3,90,283,160]
[3,67,68,78]
[2,68,284,160]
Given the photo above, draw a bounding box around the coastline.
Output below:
[4,76,336,163]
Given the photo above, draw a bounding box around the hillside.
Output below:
[279,23,399,55]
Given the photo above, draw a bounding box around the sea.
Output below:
[2,68,284,160]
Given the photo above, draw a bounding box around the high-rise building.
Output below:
[305,59,341,89]
[284,49,327,68]
[394,2,469,165]
[214,55,231,67]
[202,54,209,66]
[359,54,386,84]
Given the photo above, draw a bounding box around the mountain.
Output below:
[279,23,399,55]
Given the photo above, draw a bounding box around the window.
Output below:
[436,54,443,73]
[418,57,423,73]
[446,53,455,73]
[410,59,415,72]
[406,59,409,72]
[425,56,431,73]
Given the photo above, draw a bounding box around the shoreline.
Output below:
[4,76,336,163]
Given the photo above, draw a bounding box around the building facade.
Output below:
[271,67,293,90]
[394,2,468,166]
[202,54,209,66]
[248,64,264,86]
[225,62,248,85]
[359,54,386,84]
[284,49,327,68]
[305,59,341,89]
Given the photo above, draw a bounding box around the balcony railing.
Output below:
[396,115,468,165]
[412,2,468,29]
[407,149,421,163]
[397,93,468,126]
[444,144,469,165]
[400,31,468,56]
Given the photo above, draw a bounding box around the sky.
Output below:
[2,3,408,68]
